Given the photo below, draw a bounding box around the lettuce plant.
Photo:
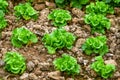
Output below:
[55,0,69,8]
[26,0,34,3]
[53,54,80,75]
[91,56,116,79]
[0,10,7,30]
[0,0,8,13]
[55,0,89,9]
[4,52,26,74]
[82,36,108,56]
[14,3,38,20]
[48,9,71,27]
[96,0,120,6]
[70,0,89,9]
[11,27,38,48]
[86,1,114,15]
[84,13,111,34]
[42,29,76,54]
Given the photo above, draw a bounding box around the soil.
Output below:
[0,0,120,80]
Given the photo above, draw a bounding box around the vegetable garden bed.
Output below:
[0,0,120,80]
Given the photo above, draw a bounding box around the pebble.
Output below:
[75,39,85,48]
[45,1,56,8]
[20,73,29,80]
[0,60,5,67]
[116,33,120,38]
[106,53,114,57]
[66,78,74,80]
[29,73,38,80]
[105,60,117,66]
[114,71,120,77]
[39,62,50,71]
[34,4,45,10]
[27,61,35,72]
[78,57,83,64]
[48,71,65,80]
[83,60,89,66]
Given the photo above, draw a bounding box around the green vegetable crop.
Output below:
[26,0,34,3]
[96,0,120,6]
[84,13,111,34]
[86,1,114,15]
[55,0,89,9]
[0,10,7,30]
[91,56,116,79]
[82,36,108,56]
[4,52,26,74]
[11,27,38,48]
[70,0,89,9]
[0,0,8,13]
[42,28,76,54]
[53,54,80,75]
[48,9,71,27]
[14,3,38,20]
[55,0,69,8]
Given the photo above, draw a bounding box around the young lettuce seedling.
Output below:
[14,3,38,20]
[96,0,120,6]
[84,13,111,34]
[91,56,116,79]
[42,28,76,54]
[86,1,114,15]
[55,0,89,9]
[70,0,89,9]
[48,9,72,28]
[82,36,109,56]
[0,10,7,30]
[0,0,8,13]
[11,27,38,48]
[53,54,80,75]
[55,0,69,8]
[4,52,26,74]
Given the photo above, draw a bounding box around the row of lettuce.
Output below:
[0,0,119,79]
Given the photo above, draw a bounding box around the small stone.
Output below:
[27,61,35,72]
[106,53,114,57]
[83,25,91,32]
[45,1,56,8]
[48,71,65,80]
[71,47,79,53]
[33,60,39,66]
[116,33,120,38]
[114,71,120,77]
[20,73,29,80]
[39,62,50,71]
[34,68,42,75]
[0,60,5,67]
[105,60,117,66]
[110,27,118,33]
[34,4,45,10]
[75,39,85,48]
[72,8,85,18]
[29,73,38,80]
[87,78,93,80]
[72,17,79,23]
[83,60,89,66]
[78,57,83,64]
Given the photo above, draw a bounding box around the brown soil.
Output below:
[0,0,120,80]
